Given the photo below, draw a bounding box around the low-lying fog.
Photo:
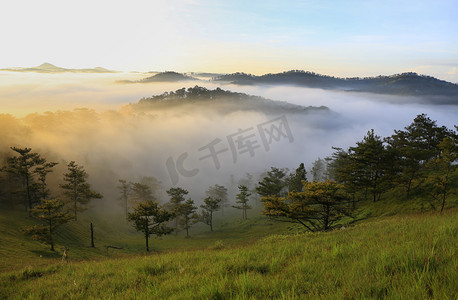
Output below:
[1,72,457,207]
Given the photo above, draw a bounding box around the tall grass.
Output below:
[1,209,456,299]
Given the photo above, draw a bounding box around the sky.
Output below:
[1,0,457,81]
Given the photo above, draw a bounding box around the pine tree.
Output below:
[311,158,326,182]
[117,179,131,218]
[423,137,458,212]
[350,129,393,202]
[385,114,454,196]
[23,199,72,251]
[261,180,351,231]
[232,185,252,219]
[179,199,198,237]
[129,182,155,206]
[289,163,307,192]
[60,161,102,221]
[200,196,220,231]
[31,161,58,204]
[166,187,188,234]
[256,167,288,197]
[205,184,228,216]
[6,147,48,215]
[127,200,173,251]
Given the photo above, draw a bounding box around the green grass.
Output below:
[0,206,293,273]
[0,209,456,299]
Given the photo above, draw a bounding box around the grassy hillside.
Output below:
[0,206,292,273]
[1,209,456,299]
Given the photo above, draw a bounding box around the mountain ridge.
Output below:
[0,63,117,73]
[213,70,458,99]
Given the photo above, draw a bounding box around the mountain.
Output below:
[0,63,117,73]
[133,85,329,114]
[118,71,199,84]
[214,70,458,101]
[139,71,198,83]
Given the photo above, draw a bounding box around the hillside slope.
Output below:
[1,209,456,299]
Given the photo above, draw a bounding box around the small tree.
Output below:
[200,196,220,231]
[206,184,228,216]
[23,199,72,251]
[423,137,458,212]
[166,187,188,235]
[311,158,326,182]
[129,182,155,206]
[31,160,58,204]
[179,199,198,237]
[232,185,252,220]
[6,147,48,215]
[385,114,453,196]
[127,200,173,251]
[289,163,307,192]
[262,180,352,231]
[60,161,102,221]
[117,179,131,218]
[256,167,289,197]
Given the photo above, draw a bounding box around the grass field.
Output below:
[0,207,456,299]
[0,205,294,273]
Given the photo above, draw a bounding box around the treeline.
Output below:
[0,148,255,251]
[0,149,102,251]
[138,86,266,104]
[213,70,458,97]
[326,114,457,211]
[258,114,457,232]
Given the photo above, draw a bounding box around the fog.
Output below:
[1,72,457,209]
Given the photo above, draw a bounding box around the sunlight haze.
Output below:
[1,0,457,81]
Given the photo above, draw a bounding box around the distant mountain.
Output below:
[190,72,225,79]
[214,70,458,101]
[133,86,328,114]
[0,63,117,73]
[118,71,199,84]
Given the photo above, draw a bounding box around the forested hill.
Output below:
[139,71,197,83]
[213,70,458,100]
[134,86,328,113]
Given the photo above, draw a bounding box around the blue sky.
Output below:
[1,0,457,81]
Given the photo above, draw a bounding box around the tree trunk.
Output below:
[25,172,32,216]
[90,223,95,248]
[372,179,377,202]
[406,168,418,197]
[185,216,189,237]
[74,200,77,221]
[441,169,449,214]
[73,183,78,221]
[125,199,128,219]
[175,217,178,235]
[49,219,54,251]
[145,223,149,251]
[210,211,213,231]
[324,204,330,231]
